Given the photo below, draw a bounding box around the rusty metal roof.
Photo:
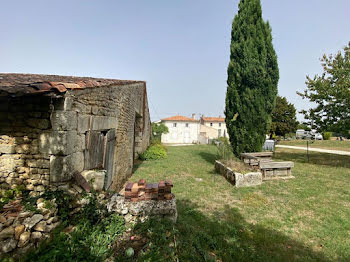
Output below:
[0,73,145,97]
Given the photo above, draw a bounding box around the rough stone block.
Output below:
[50,152,84,182]
[26,118,50,130]
[53,97,73,111]
[0,155,25,172]
[81,170,106,191]
[0,145,15,154]
[77,115,91,133]
[26,159,49,169]
[92,116,117,131]
[72,101,91,114]
[107,194,177,223]
[51,111,77,131]
[39,131,84,155]
[235,172,262,188]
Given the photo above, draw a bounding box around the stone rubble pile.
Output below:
[0,182,102,256]
[0,197,60,254]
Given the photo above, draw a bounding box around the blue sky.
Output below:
[1,0,349,121]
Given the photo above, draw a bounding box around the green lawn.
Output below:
[278,140,350,152]
[129,145,350,261]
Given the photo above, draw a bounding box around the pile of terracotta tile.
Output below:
[124,179,173,202]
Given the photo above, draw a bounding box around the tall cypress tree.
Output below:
[225,0,279,156]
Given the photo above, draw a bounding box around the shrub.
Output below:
[323,132,332,140]
[139,144,167,160]
[216,138,234,160]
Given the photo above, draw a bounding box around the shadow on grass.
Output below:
[115,199,333,262]
[133,159,144,173]
[197,151,218,164]
[275,150,350,169]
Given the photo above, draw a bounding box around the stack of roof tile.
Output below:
[124,179,173,202]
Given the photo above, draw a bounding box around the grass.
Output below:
[129,144,350,261]
[17,191,126,262]
[221,158,255,174]
[278,140,350,152]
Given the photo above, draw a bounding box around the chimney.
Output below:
[192,113,196,119]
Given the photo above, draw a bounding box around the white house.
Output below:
[160,114,229,144]
[200,116,228,139]
[161,115,200,144]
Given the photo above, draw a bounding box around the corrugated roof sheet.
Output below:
[201,117,225,122]
[161,115,198,122]
[0,73,144,97]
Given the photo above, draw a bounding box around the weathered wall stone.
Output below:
[107,194,177,223]
[61,83,151,190]
[0,82,151,193]
[0,97,51,193]
[215,160,262,188]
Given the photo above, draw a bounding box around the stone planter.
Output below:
[214,161,262,188]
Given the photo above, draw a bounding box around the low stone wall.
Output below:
[107,195,177,223]
[214,161,262,188]
[0,198,59,255]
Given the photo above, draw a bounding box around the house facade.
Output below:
[0,73,151,193]
[160,115,199,144]
[160,115,228,144]
[200,116,228,139]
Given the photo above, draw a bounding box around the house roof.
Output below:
[161,115,198,122]
[201,117,225,122]
[0,73,145,97]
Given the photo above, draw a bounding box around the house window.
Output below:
[219,123,222,127]
[186,123,189,127]
[210,123,213,127]
[173,123,177,127]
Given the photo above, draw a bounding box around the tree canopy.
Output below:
[298,42,350,136]
[225,0,279,156]
[270,96,298,137]
[151,122,168,142]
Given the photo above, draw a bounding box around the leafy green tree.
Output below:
[151,122,168,143]
[298,42,350,136]
[225,0,279,156]
[297,123,311,131]
[270,96,298,137]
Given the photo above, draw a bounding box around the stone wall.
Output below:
[54,83,151,191]
[0,96,51,197]
[0,83,151,193]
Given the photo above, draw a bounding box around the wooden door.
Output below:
[84,131,105,170]
[103,129,115,190]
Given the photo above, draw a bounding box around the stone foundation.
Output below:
[214,160,262,188]
[107,195,177,224]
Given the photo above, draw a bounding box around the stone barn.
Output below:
[0,73,151,194]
